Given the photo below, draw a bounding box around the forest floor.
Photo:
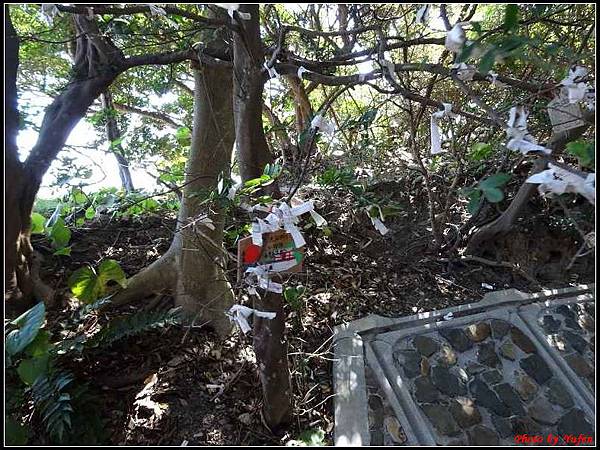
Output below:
[32,182,594,445]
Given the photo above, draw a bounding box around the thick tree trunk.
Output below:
[109,62,236,336]
[5,11,124,309]
[232,4,275,182]
[172,64,236,336]
[100,90,135,193]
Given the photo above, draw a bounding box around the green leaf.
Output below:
[31,213,46,234]
[175,126,191,145]
[25,330,51,357]
[71,190,87,205]
[479,173,511,190]
[478,48,497,74]
[6,302,46,356]
[504,4,519,31]
[468,142,493,161]
[467,190,482,215]
[17,354,50,385]
[482,187,504,203]
[109,137,124,149]
[76,217,85,227]
[5,416,29,445]
[456,41,480,64]
[53,246,72,257]
[566,141,595,168]
[297,428,325,446]
[98,259,127,289]
[49,218,71,249]
[85,206,96,220]
[67,266,100,303]
[67,260,126,304]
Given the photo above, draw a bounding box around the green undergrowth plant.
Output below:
[5,297,182,445]
[316,166,404,226]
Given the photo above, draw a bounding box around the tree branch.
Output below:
[113,103,182,129]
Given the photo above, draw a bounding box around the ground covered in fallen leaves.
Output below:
[28,182,594,445]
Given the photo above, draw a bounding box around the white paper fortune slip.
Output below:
[430,103,456,155]
[547,96,586,135]
[505,106,551,155]
[526,164,595,205]
[226,304,276,334]
[445,23,466,53]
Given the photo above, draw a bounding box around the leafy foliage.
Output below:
[6,302,46,357]
[86,307,182,348]
[68,259,127,304]
[566,140,595,169]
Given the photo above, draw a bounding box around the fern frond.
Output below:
[87,307,182,348]
[30,371,75,442]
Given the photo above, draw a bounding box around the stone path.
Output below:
[333,285,595,446]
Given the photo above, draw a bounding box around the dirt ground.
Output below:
[27,183,594,445]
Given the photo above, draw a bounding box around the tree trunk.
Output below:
[100,90,135,193]
[5,12,125,310]
[232,4,293,431]
[172,63,236,336]
[232,4,275,182]
[109,61,236,336]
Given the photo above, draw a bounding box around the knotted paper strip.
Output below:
[430,103,456,155]
[445,23,466,53]
[505,106,551,155]
[227,304,276,334]
[526,164,595,205]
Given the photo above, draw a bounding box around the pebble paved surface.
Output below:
[357,295,595,446]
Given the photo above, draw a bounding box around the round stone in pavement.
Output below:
[556,304,576,321]
[439,328,473,352]
[564,352,594,378]
[528,397,562,425]
[563,316,582,330]
[413,335,439,357]
[511,416,541,435]
[465,322,491,342]
[490,319,511,339]
[437,345,457,366]
[481,369,503,385]
[414,376,440,403]
[545,378,574,409]
[540,315,562,333]
[557,409,594,436]
[420,404,461,437]
[467,425,499,446]
[562,330,589,354]
[477,342,501,368]
[578,313,594,331]
[449,398,481,428]
[430,365,466,396]
[519,354,552,385]
[514,371,538,401]
[493,383,525,416]
[384,416,406,444]
[499,341,516,360]
[491,414,512,438]
[395,350,422,378]
[470,378,511,417]
[510,326,537,353]
[466,362,486,375]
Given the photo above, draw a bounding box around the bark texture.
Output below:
[233,4,293,430]
[232,4,275,182]
[6,11,123,309]
[110,57,236,336]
